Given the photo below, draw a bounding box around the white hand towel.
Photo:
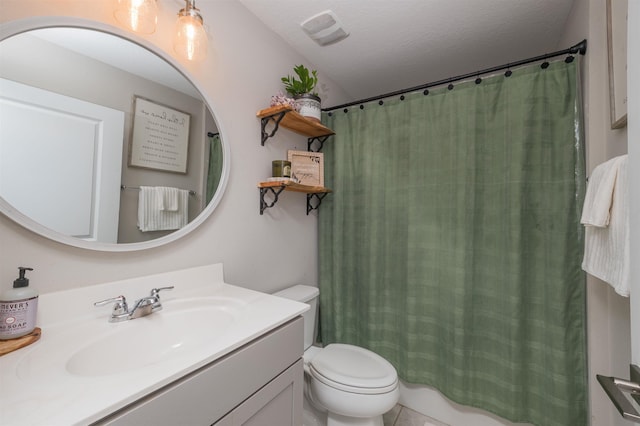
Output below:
[581,155,629,297]
[580,156,625,227]
[138,186,189,232]
[155,187,180,211]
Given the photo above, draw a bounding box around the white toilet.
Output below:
[274,285,399,426]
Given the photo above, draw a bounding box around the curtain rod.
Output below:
[323,39,587,112]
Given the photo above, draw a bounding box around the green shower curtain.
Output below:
[319,59,587,426]
[206,133,223,204]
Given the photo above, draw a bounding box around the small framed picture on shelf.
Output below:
[288,150,324,187]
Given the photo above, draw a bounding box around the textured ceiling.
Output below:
[237,0,577,104]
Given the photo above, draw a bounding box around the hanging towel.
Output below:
[580,156,624,226]
[137,186,189,232]
[581,155,629,297]
[155,186,180,211]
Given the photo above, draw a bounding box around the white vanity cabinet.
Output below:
[94,317,304,426]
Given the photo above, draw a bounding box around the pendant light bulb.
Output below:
[114,0,158,34]
[174,0,208,62]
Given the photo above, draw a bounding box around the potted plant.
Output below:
[281,64,321,122]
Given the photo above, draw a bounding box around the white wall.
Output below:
[0,1,350,295]
[628,0,640,367]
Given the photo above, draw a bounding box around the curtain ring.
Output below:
[541,58,550,69]
[504,63,512,77]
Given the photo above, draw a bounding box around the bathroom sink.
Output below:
[1,264,309,426]
[65,298,242,376]
[15,296,245,381]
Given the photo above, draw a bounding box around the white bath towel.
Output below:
[581,155,629,297]
[137,186,189,232]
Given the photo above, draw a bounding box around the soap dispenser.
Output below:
[0,267,38,340]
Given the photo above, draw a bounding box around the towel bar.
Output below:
[120,185,196,196]
[597,364,640,422]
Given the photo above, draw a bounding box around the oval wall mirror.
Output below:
[0,24,229,251]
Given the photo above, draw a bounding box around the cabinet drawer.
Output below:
[214,359,303,426]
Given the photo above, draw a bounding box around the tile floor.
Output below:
[383,404,450,426]
[303,400,449,426]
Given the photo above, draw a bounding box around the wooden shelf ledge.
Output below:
[258,181,332,215]
[257,105,334,138]
[258,181,332,194]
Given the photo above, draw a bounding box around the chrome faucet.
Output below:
[94,286,174,322]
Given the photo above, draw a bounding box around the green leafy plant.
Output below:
[281,64,319,97]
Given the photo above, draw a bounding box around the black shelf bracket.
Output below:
[306,193,329,215]
[259,186,286,214]
[307,135,332,152]
[260,111,288,145]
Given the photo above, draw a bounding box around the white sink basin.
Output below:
[65,298,243,376]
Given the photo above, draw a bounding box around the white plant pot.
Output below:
[295,94,322,122]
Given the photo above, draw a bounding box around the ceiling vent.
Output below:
[300,10,349,46]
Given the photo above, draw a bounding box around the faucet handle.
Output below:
[94,295,128,315]
[150,286,174,298]
[150,286,174,310]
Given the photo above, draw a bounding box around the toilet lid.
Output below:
[309,344,398,394]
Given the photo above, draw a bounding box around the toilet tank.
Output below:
[273,285,319,350]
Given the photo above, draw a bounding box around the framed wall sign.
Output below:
[288,150,324,187]
[129,96,191,173]
[607,0,628,129]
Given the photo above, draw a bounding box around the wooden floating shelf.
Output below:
[257,105,334,138]
[258,181,332,194]
[257,106,334,213]
[258,181,332,215]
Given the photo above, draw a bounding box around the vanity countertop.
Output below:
[0,264,308,426]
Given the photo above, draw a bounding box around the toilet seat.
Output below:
[309,344,398,395]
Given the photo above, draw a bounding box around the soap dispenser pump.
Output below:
[0,267,39,340]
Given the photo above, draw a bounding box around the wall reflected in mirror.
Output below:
[0,27,224,246]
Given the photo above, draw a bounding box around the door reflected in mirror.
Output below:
[0,27,227,250]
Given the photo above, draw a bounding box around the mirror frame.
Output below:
[0,17,230,252]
